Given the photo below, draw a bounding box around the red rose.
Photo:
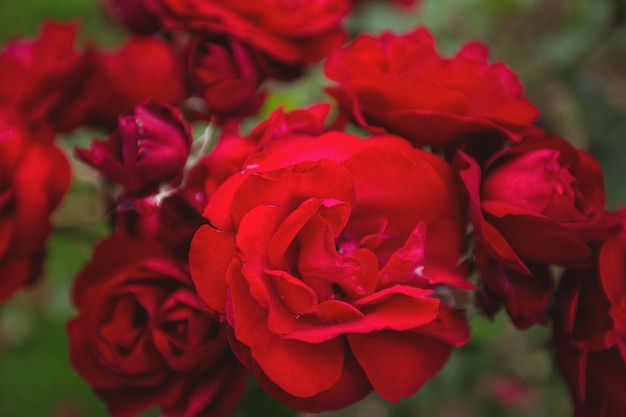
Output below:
[189,130,471,412]
[0,118,70,301]
[68,234,248,417]
[75,100,192,199]
[456,136,614,327]
[554,223,626,417]
[82,36,184,130]
[184,34,265,121]
[0,22,92,137]
[149,0,351,77]
[325,27,539,151]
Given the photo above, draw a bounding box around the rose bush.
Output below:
[189,130,472,412]
[68,233,248,417]
[325,27,539,153]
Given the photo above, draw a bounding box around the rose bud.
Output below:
[190,130,472,412]
[68,233,248,417]
[184,34,265,121]
[75,100,192,199]
[325,27,539,154]
[0,117,71,302]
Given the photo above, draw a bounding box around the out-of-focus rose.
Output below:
[75,100,192,199]
[554,222,626,417]
[190,130,471,412]
[184,34,265,121]
[0,22,92,137]
[82,36,184,130]
[68,234,248,417]
[101,0,161,34]
[0,117,70,302]
[325,27,539,152]
[148,0,351,78]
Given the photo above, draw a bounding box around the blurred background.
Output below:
[0,0,624,416]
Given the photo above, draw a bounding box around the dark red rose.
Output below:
[82,36,184,130]
[189,130,471,412]
[148,0,351,78]
[75,100,192,199]
[554,222,626,417]
[325,27,539,151]
[184,34,265,121]
[101,0,161,34]
[0,22,92,137]
[0,117,70,302]
[68,233,248,417]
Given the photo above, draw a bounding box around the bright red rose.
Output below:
[82,36,184,130]
[325,27,539,151]
[0,118,70,302]
[554,223,626,417]
[75,100,192,199]
[0,22,92,137]
[68,234,248,417]
[184,34,265,121]
[148,0,351,78]
[189,130,471,412]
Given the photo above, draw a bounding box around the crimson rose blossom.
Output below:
[0,118,70,301]
[68,234,248,417]
[554,222,626,417]
[190,131,471,412]
[75,100,192,199]
[325,27,539,151]
[148,0,351,77]
[456,135,613,327]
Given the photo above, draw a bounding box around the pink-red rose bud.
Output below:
[75,100,192,199]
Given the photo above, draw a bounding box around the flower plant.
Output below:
[0,1,624,416]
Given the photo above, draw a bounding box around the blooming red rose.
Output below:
[0,22,92,137]
[148,0,351,78]
[0,117,70,302]
[183,34,265,121]
[81,36,184,130]
[68,233,248,417]
[189,130,471,412]
[554,222,626,417]
[75,100,192,199]
[325,27,539,151]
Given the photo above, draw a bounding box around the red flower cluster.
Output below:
[0,3,624,417]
